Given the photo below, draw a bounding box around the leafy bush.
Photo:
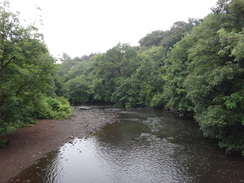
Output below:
[37,96,73,120]
[0,122,15,147]
[149,93,165,107]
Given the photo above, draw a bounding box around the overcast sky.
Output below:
[5,0,217,58]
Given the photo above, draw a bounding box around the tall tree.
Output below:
[0,2,67,141]
[162,35,194,116]
[184,0,244,154]
[89,43,139,102]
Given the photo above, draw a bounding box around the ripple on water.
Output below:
[9,107,244,183]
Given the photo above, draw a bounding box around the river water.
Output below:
[10,106,244,183]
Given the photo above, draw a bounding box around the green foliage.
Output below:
[149,93,165,107]
[111,78,141,108]
[183,1,244,154]
[88,43,140,102]
[135,46,165,106]
[139,30,165,47]
[0,2,73,142]
[139,19,201,49]
[162,35,194,116]
[37,96,73,120]
[0,121,15,138]
[161,20,200,49]
[197,104,244,154]
[54,0,244,154]
[64,75,90,104]
[0,120,15,148]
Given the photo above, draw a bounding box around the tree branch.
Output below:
[0,56,16,73]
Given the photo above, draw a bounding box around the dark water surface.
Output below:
[10,106,244,183]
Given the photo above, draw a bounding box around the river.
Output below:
[9,106,244,183]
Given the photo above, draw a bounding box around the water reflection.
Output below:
[10,107,244,183]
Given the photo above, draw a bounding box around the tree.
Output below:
[162,35,194,116]
[89,43,139,102]
[0,2,72,145]
[111,78,141,108]
[64,75,90,104]
[184,2,244,154]
[135,46,166,107]
[139,30,165,47]
[160,19,201,50]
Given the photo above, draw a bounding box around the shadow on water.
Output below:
[9,106,244,183]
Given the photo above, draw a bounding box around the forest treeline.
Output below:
[56,0,244,155]
[0,0,243,155]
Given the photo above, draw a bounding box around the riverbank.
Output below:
[0,109,117,183]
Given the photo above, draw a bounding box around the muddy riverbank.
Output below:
[0,108,117,183]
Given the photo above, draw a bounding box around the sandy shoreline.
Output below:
[0,109,117,183]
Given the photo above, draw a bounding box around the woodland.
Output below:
[0,0,243,155]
